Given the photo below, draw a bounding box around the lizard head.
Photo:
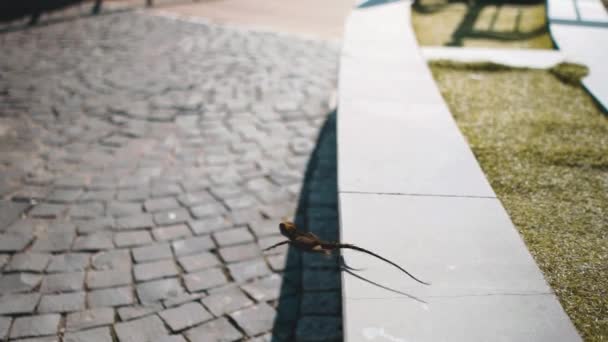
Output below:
[279,221,297,238]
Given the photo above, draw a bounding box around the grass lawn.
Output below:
[429,61,608,341]
[412,0,553,49]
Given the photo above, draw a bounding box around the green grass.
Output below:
[429,61,608,341]
[412,0,553,49]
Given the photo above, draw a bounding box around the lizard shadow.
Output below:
[270,110,423,342]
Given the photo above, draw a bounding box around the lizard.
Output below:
[263,221,430,285]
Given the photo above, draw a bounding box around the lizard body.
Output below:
[264,221,430,285]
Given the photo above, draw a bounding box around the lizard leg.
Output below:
[263,240,290,251]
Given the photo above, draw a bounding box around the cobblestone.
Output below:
[0,8,339,340]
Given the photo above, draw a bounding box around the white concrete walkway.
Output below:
[337,1,582,341]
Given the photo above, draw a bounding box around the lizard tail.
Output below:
[337,243,430,285]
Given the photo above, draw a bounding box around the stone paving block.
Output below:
[213,227,254,247]
[172,235,215,256]
[162,292,205,308]
[183,267,228,292]
[266,253,287,272]
[150,183,182,198]
[152,224,192,241]
[115,213,155,230]
[45,189,82,203]
[0,316,10,340]
[6,252,51,272]
[114,231,153,247]
[0,273,42,294]
[229,208,261,226]
[177,252,220,272]
[134,259,179,282]
[9,314,61,339]
[201,288,254,316]
[184,317,243,342]
[63,327,113,342]
[248,220,279,237]
[144,197,181,213]
[0,293,41,314]
[154,208,190,226]
[257,235,288,255]
[87,269,133,289]
[241,274,283,302]
[68,202,105,219]
[230,303,276,337]
[159,302,213,332]
[152,336,187,342]
[47,253,91,272]
[132,243,173,262]
[88,286,135,308]
[40,271,85,293]
[188,217,232,235]
[219,243,262,263]
[136,278,185,303]
[76,217,114,234]
[117,187,150,202]
[0,200,30,230]
[28,203,66,218]
[72,232,114,251]
[189,202,225,219]
[107,201,143,217]
[91,249,131,270]
[117,304,163,321]
[38,291,85,313]
[79,190,115,202]
[177,192,214,207]
[224,195,258,211]
[31,232,75,252]
[115,315,169,342]
[10,337,60,342]
[0,233,33,252]
[66,307,115,331]
[227,258,272,283]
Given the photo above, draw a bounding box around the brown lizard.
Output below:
[263,221,430,285]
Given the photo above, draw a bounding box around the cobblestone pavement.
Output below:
[0,11,340,341]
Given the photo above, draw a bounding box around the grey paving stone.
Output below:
[171,235,215,256]
[266,253,287,272]
[224,194,257,211]
[295,316,342,341]
[68,202,105,219]
[117,187,150,202]
[213,227,254,247]
[40,271,85,293]
[188,217,232,235]
[183,267,228,292]
[152,224,192,241]
[0,233,33,252]
[117,304,163,321]
[159,302,213,332]
[91,249,131,270]
[66,307,115,331]
[257,235,288,255]
[88,286,135,308]
[0,273,42,294]
[76,217,114,234]
[72,232,114,251]
[150,183,182,198]
[132,243,173,263]
[248,219,279,237]
[5,252,51,272]
[201,288,254,316]
[107,201,143,217]
[0,316,10,340]
[87,269,133,289]
[162,292,205,308]
[134,260,179,282]
[241,274,282,302]
[63,327,113,342]
[177,192,214,207]
[229,209,262,226]
[38,291,86,313]
[144,197,181,213]
[177,252,220,272]
[114,231,153,247]
[0,293,40,314]
[31,232,75,252]
[0,254,8,268]
[47,253,91,272]
[9,314,61,339]
[230,303,276,337]
[227,258,271,283]
[29,203,66,218]
[115,214,155,230]
[79,190,115,202]
[136,278,184,303]
[152,336,187,342]
[219,243,263,265]
[0,200,30,230]
[189,202,225,219]
[115,315,169,342]
[184,317,243,342]
[10,337,59,342]
[154,208,191,226]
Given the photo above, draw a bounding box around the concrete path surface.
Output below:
[0,10,341,341]
[337,1,582,341]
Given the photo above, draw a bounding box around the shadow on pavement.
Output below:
[0,0,102,24]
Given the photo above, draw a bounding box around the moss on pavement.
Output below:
[429,61,608,341]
